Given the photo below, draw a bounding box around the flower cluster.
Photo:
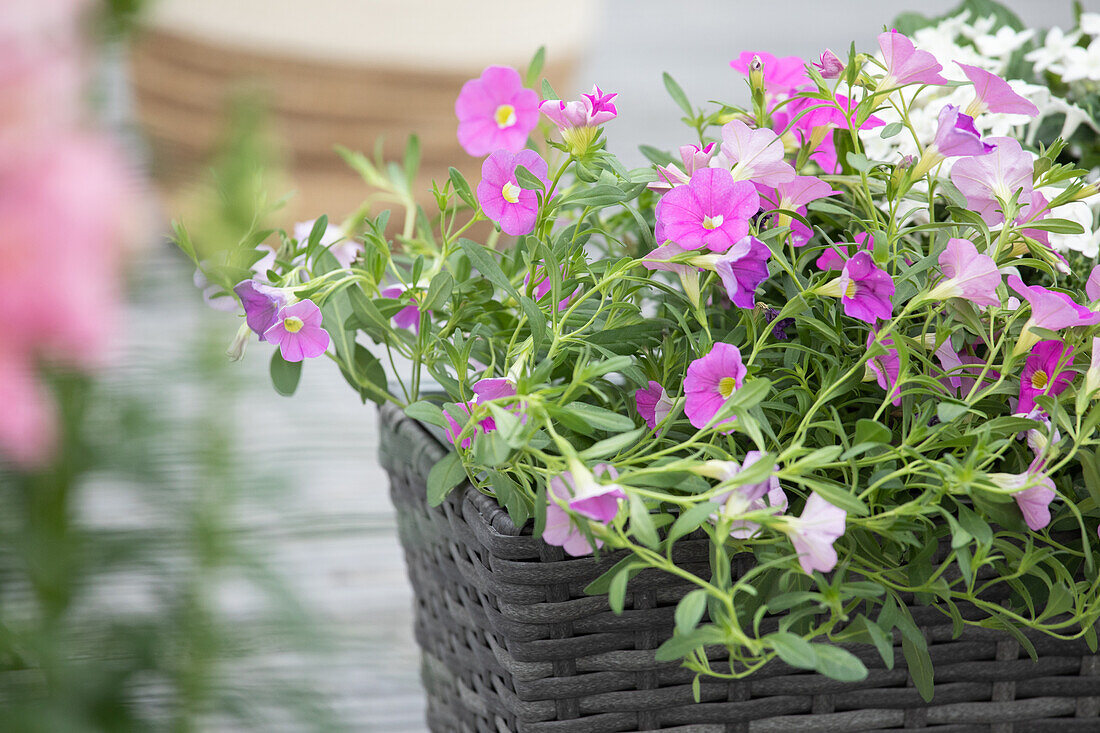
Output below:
[182,13,1100,690]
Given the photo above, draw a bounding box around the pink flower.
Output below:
[707,452,787,539]
[950,137,1034,225]
[820,251,894,323]
[713,235,771,309]
[476,149,550,237]
[928,238,1002,307]
[930,105,994,159]
[990,459,1056,531]
[640,242,694,276]
[876,30,948,89]
[1008,274,1100,331]
[778,95,884,173]
[730,51,810,97]
[787,493,846,575]
[1087,265,1100,301]
[234,280,288,340]
[472,376,516,403]
[1018,340,1075,414]
[656,167,759,252]
[540,84,617,129]
[650,143,716,192]
[543,463,622,556]
[263,300,331,362]
[294,219,362,268]
[935,341,998,396]
[684,342,747,430]
[761,175,839,214]
[455,65,539,156]
[381,285,425,332]
[816,232,873,271]
[443,401,491,449]
[0,354,56,468]
[866,331,902,406]
[813,49,844,78]
[635,381,673,430]
[567,463,626,523]
[523,265,577,311]
[957,63,1039,118]
[710,120,795,188]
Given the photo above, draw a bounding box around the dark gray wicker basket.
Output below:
[378,402,1100,732]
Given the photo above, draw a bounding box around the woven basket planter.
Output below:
[378,402,1100,732]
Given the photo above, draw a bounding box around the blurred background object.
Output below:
[130,0,597,222]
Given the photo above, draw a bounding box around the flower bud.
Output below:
[226,323,251,362]
[748,55,766,97]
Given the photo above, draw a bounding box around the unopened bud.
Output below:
[226,323,251,362]
[748,55,766,96]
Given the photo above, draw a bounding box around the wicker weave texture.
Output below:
[378,403,1100,732]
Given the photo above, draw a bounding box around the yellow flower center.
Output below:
[283,316,304,333]
[1031,370,1049,390]
[718,376,738,398]
[501,181,521,204]
[494,104,517,129]
[702,214,724,230]
[845,281,858,299]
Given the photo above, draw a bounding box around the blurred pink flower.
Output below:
[381,285,425,332]
[455,65,539,156]
[730,51,810,97]
[0,355,57,468]
[787,492,846,574]
[876,30,948,88]
[1087,265,1100,301]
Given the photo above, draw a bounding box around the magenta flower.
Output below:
[540,85,617,130]
[234,280,287,340]
[476,149,550,237]
[543,463,622,556]
[779,95,884,173]
[865,331,902,406]
[713,235,771,309]
[635,381,673,430]
[684,342,747,430]
[650,143,716,192]
[567,463,626,523]
[928,238,1002,307]
[710,120,795,188]
[932,105,994,158]
[1089,265,1100,302]
[455,65,539,156]
[444,401,482,449]
[381,285,425,332]
[1008,274,1100,332]
[949,137,1034,225]
[990,459,1056,531]
[787,493,846,575]
[957,63,1039,118]
[730,51,810,97]
[876,30,948,89]
[1018,340,1075,414]
[813,49,844,79]
[472,377,516,403]
[263,300,331,362]
[816,232,873,272]
[819,251,894,323]
[656,167,759,252]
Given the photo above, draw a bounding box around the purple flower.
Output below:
[543,463,622,556]
[813,49,845,79]
[816,232,873,272]
[957,63,1039,118]
[876,30,948,89]
[656,168,759,252]
[710,120,795,188]
[928,238,1002,307]
[476,149,550,237]
[684,342,747,430]
[990,459,1056,531]
[950,137,1034,225]
[865,331,902,406]
[234,279,287,341]
[455,66,539,156]
[650,143,716,192]
[705,452,787,539]
[263,300,330,362]
[786,492,846,575]
[381,285,425,332]
[1008,274,1100,341]
[1018,340,1075,414]
[819,251,894,323]
[932,105,994,158]
[635,381,673,430]
[1089,265,1100,302]
[713,235,771,309]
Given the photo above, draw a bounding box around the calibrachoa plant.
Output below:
[181,28,1100,696]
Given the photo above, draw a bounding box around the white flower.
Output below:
[1043,196,1100,258]
[974,27,1036,59]
[1081,13,1100,36]
[1027,27,1083,74]
[1059,38,1100,82]
[961,15,998,40]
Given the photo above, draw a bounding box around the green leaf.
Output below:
[423,271,454,312]
[629,494,660,549]
[403,134,420,186]
[854,418,892,445]
[584,557,643,595]
[427,451,466,507]
[662,72,693,116]
[525,46,546,87]
[675,590,708,634]
[459,239,520,300]
[563,402,637,432]
[937,400,969,423]
[880,121,904,138]
[406,401,449,430]
[811,644,868,682]
[514,164,546,191]
[901,632,934,702]
[769,632,818,669]
[270,351,302,396]
[856,614,894,669]
[305,214,329,247]
[667,502,719,546]
[448,167,477,209]
[609,567,630,614]
[488,470,531,527]
[580,427,645,460]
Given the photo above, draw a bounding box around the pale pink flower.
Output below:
[1008,274,1100,331]
[950,137,1034,225]
[876,30,948,89]
[787,493,846,575]
[455,66,539,156]
[710,120,795,188]
[813,49,845,79]
[539,85,617,130]
[1087,265,1100,302]
[989,459,1056,531]
[649,143,716,192]
[263,300,331,362]
[0,354,56,468]
[927,238,1002,307]
[543,463,623,556]
[957,63,1040,118]
[635,381,673,430]
[567,463,626,523]
[640,242,694,276]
